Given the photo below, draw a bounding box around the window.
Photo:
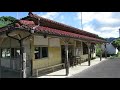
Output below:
[14,48,20,58]
[11,48,20,58]
[1,48,11,58]
[11,48,15,58]
[34,47,41,59]
[90,44,95,53]
[1,48,20,58]
[42,47,48,58]
[82,42,88,54]
[34,46,48,59]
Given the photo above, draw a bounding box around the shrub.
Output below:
[117,52,120,57]
[96,44,102,57]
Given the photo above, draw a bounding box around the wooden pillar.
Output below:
[100,44,102,61]
[104,43,107,58]
[0,37,5,78]
[61,38,70,76]
[0,47,1,78]
[88,45,91,66]
[65,43,69,76]
[19,39,27,78]
[86,42,91,66]
[30,36,34,76]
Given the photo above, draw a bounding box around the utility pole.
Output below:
[17,12,18,19]
[119,28,120,38]
[81,12,83,30]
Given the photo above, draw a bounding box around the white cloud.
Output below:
[40,12,61,20]
[83,25,119,38]
[83,25,100,35]
[76,12,120,38]
[77,12,119,24]
[60,15,64,20]
[100,27,120,31]
[38,12,67,25]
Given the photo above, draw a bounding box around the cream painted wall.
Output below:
[48,47,61,66]
[34,36,48,45]
[33,47,61,69]
[49,38,60,47]
[33,36,61,70]
[0,37,19,48]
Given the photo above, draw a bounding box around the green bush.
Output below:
[96,44,102,57]
[117,52,120,57]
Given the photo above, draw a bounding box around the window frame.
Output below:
[34,45,48,60]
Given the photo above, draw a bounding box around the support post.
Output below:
[65,43,69,76]
[0,48,1,78]
[19,40,23,78]
[88,46,91,66]
[61,37,70,76]
[0,37,5,78]
[86,42,91,66]
[19,40,26,78]
[104,43,107,58]
[100,44,102,61]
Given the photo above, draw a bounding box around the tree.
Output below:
[112,38,120,51]
[0,16,17,27]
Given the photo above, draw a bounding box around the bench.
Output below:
[36,63,65,77]
[73,56,85,65]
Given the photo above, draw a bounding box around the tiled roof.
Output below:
[34,26,105,42]
[27,12,98,38]
[19,20,35,25]
[0,14,106,43]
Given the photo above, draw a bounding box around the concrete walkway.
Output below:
[69,58,120,78]
[38,58,107,78]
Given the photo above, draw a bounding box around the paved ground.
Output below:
[1,57,120,78]
[69,58,120,78]
[38,58,107,78]
[0,67,20,78]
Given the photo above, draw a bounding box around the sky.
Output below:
[0,12,120,38]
